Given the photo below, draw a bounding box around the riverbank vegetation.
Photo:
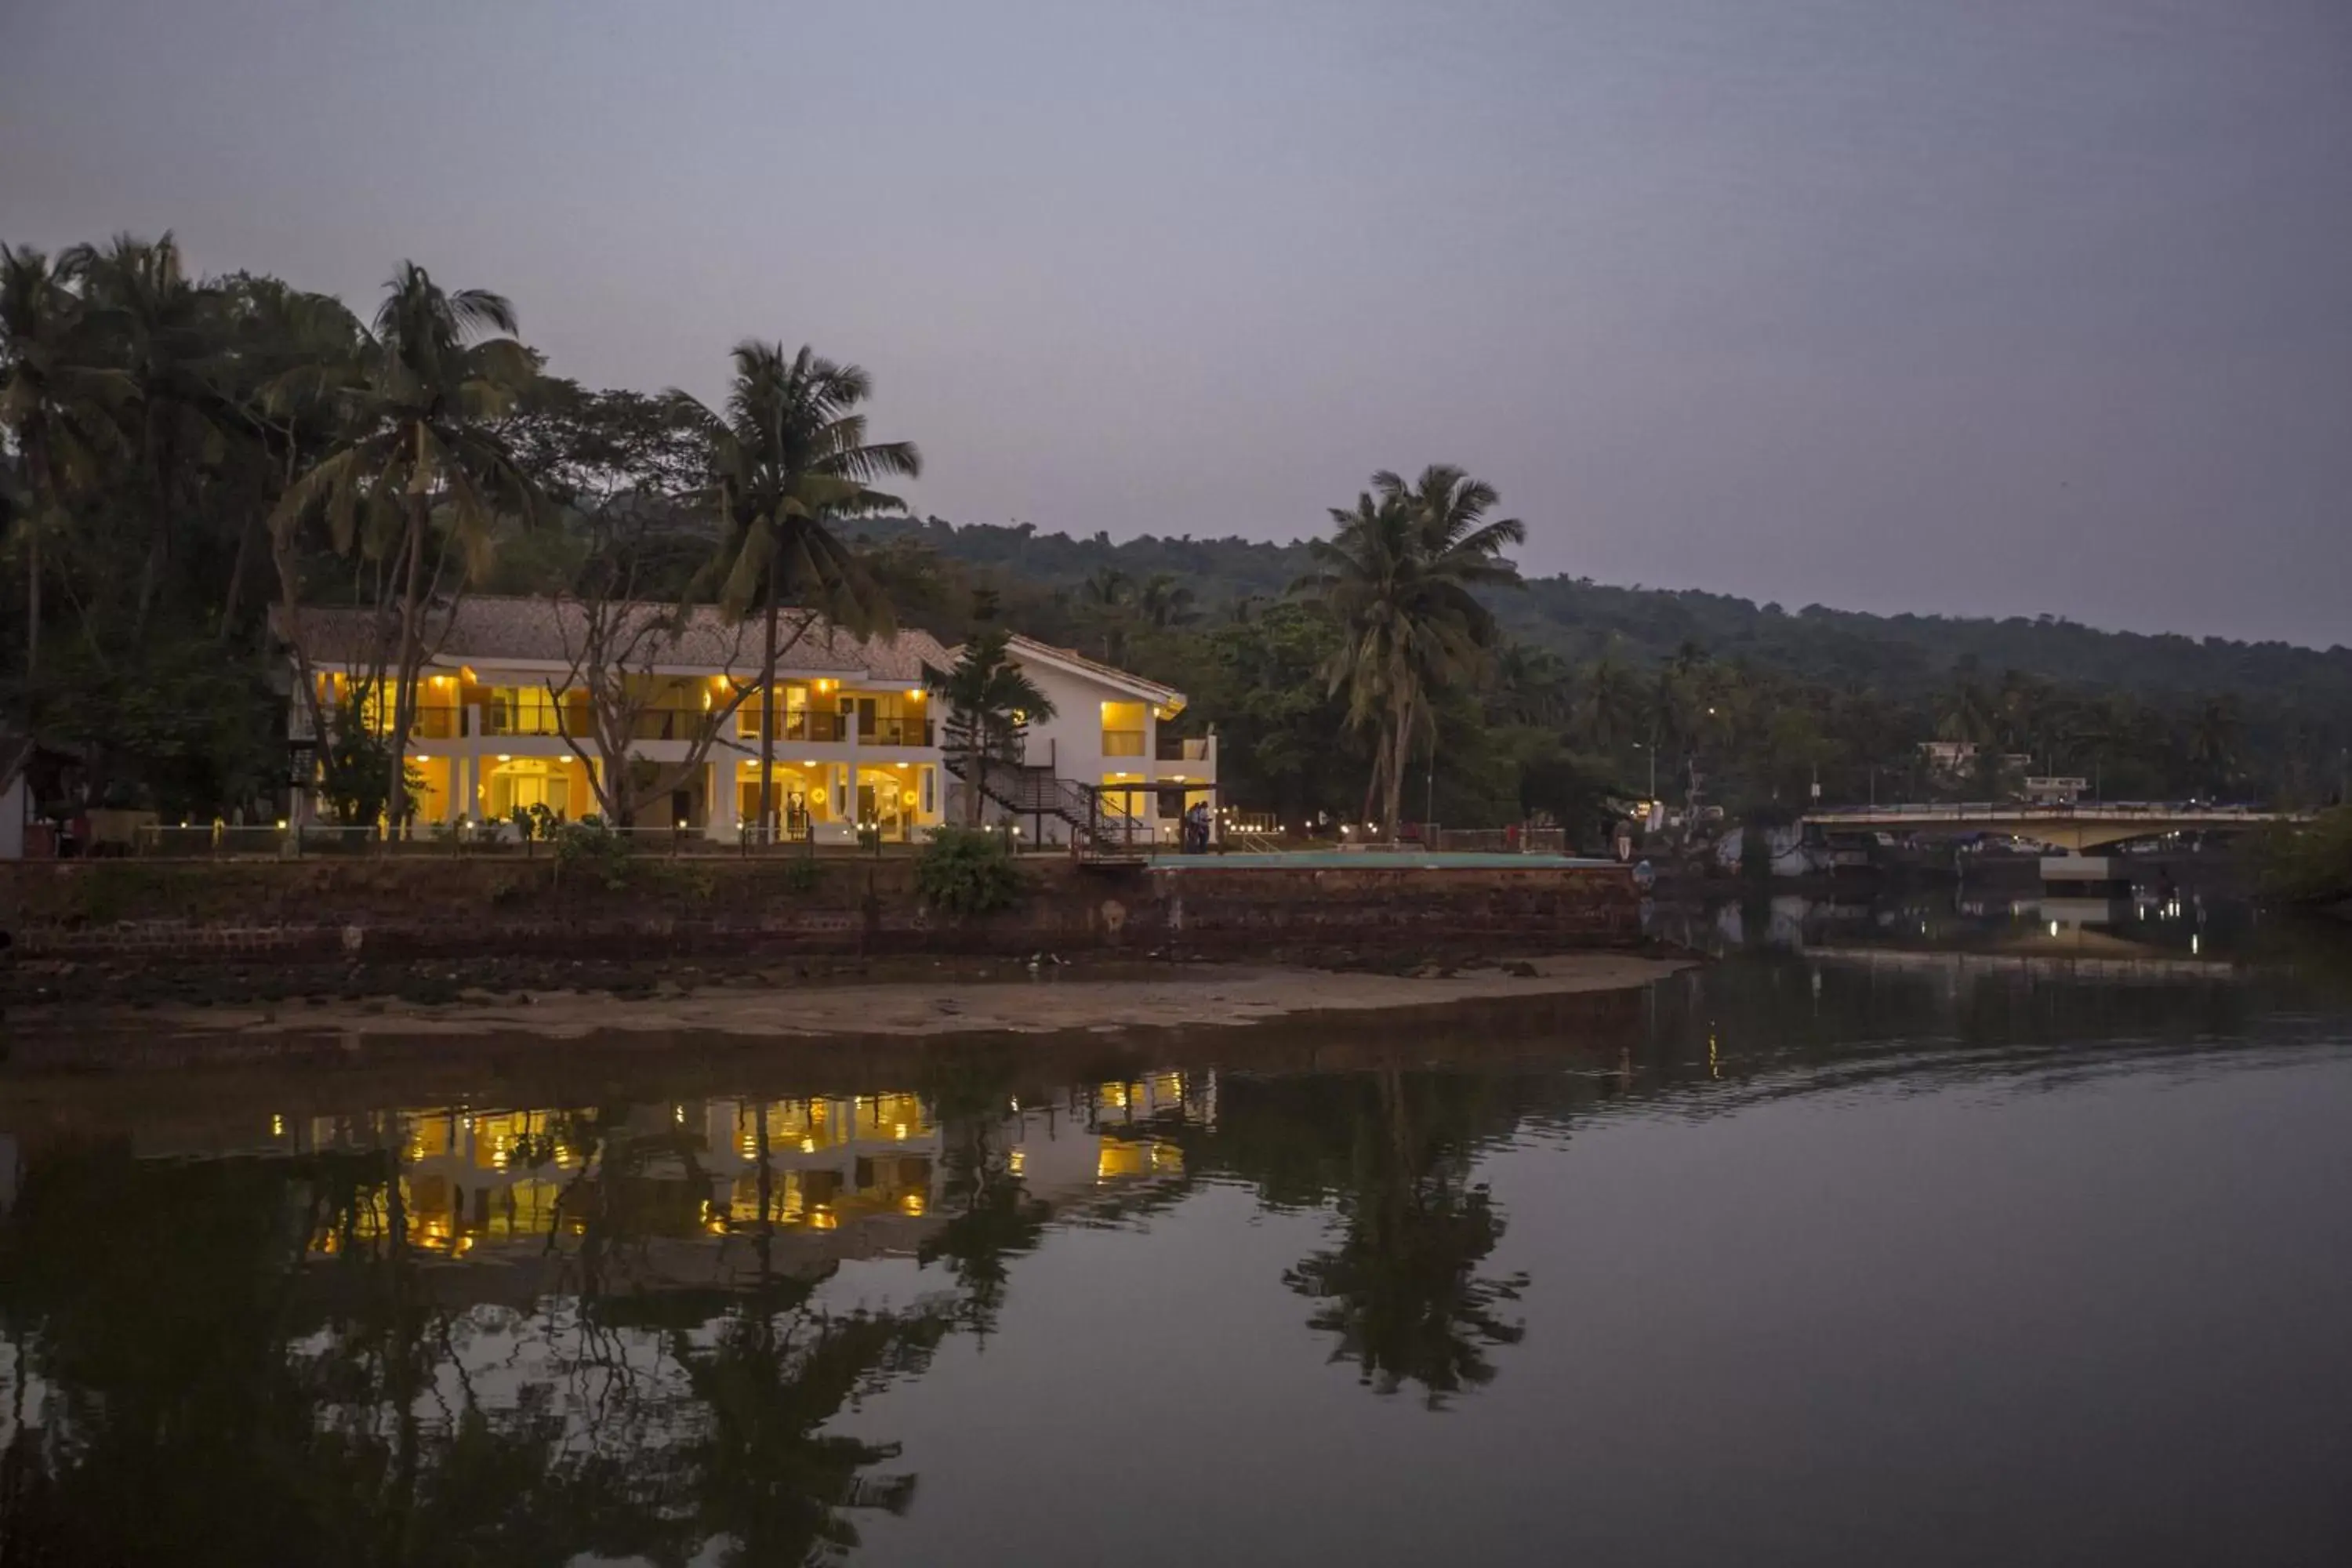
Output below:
[2258,807,2352,909]
[4,231,2347,843]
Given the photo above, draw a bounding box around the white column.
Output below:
[844,705,862,828]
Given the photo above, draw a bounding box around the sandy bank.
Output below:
[74,953,1690,1045]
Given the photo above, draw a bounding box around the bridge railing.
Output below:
[1803,802,2292,824]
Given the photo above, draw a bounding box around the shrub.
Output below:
[2257,808,2352,906]
[553,816,632,891]
[315,699,426,828]
[510,801,560,844]
[914,826,1024,920]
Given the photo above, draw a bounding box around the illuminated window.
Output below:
[1101,701,1147,757]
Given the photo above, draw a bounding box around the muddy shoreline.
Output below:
[0,951,1692,1074]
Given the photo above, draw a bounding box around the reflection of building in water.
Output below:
[274,1073,1218,1259]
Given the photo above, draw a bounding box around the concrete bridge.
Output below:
[1802,802,2307,853]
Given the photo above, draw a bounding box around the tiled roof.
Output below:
[276,597,950,682]
[996,635,1186,709]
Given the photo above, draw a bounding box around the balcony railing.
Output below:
[626,705,724,741]
[865,717,934,747]
[740,711,849,743]
[480,706,562,737]
[407,707,463,739]
[1102,729,1146,758]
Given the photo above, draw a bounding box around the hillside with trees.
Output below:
[4,230,2347,847]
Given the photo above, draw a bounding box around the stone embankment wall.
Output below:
[0,855,1640,969]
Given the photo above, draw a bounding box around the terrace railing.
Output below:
[864,717,934,747]
[739,711,848,742]
[480,705,564,738]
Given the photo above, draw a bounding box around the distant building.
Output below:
[2023,775,2089,804]
[1918,739,2034,792]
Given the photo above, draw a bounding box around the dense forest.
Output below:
[3,233,2347,842]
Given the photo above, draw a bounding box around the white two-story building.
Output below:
[279,601,1214,848]
[946,635,1219,848]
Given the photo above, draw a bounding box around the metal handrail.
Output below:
[1805,802,2296,822]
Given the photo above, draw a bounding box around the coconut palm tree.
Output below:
[1078,565,1136,663]
[673,343,919,844]
[1297,465,1523,836]
[271,262,542,833]
[0,244,129,687]
[1138,572,1197,630]
[60,233,238,643]
[1572,651,1644,753]
[2188,695,2242,800]
[1491,641,1570,727]
[214,275,365,658]
[936,629,1055,827]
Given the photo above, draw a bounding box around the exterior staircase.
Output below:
[944,753,1150,862]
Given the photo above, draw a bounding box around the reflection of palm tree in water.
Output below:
[0,1113,947,1566]
[916,1050,1050,1337]
[667,1100,944,1567]
[1279,1067,1527,1408]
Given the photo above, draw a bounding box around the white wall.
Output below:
[998,655,1166,844]
[1011,659,1151,787]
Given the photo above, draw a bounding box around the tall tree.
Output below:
[214,274,362,647]
[0,245,128,690]
[1080,564,1134,662]
[1138,571,1198,630]
[60,233,230,644]
[936,629,1055,827]
[1573,651,1644,755]
[673,343,919,843]
[1296,465,1524,835]
[272,262,542,833]
[2188,695,2242,799]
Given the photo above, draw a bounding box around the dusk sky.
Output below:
[4,0,2347,648]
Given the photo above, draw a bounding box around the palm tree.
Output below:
[1138,572,1197,630]
[271,262,542,832]
[0,245,128,688]
[60,233,234,643]
[1490,641,1570,727]
[673,343,919,844]
[215,276,365,662]
[936,629,1055,826]
[1297,467,1524,836]
[1080,565,1134,663]
[2188,695,2241,800]
[1572,651,1644,754]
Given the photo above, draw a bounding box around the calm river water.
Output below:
[2,895,2349,1566]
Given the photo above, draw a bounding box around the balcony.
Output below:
[1156,733,1214,764]
[407,706,464,739]
[865,717,934,747]
[480,706,563,738]
[626,706,719,742]
[739,711,848,742]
